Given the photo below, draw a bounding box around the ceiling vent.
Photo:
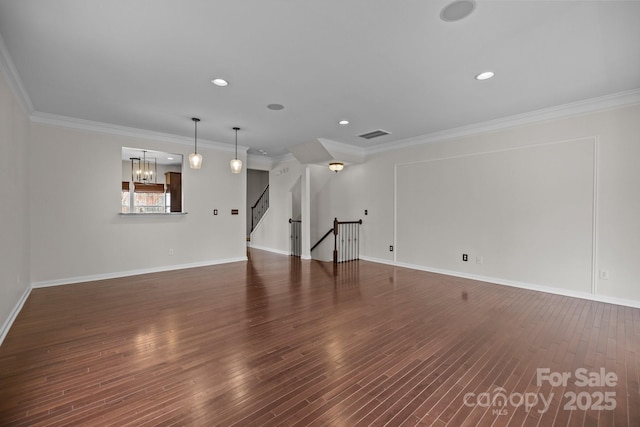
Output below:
[358,129,391,140]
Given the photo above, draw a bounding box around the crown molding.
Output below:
[246,154,273,171]
[318,138,366,163]
[29,111,248,154]
[271,152,297,165]
[366,88,640,155]
[0,33,34,114]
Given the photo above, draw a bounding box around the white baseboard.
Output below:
[359,255,640,309]
[31,257,248,288]
[0,286,31,346]
[248,245,291,257]
[248,245,310,259]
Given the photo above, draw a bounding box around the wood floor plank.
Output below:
[1,248,638,426]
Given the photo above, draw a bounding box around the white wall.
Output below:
[321,105,640,305]
[30,123,247,285]
[277,105,640,305]
[396,137,595,292]
[0,70,30,342]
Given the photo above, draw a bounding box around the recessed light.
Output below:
[440,0,476,22]
[211,78,229,87]
[475,71,495,81]
[267,104,284,110]
[338,120,350,125]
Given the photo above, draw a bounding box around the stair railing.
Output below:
[333,218,362,263]
[289,218,302,257]
[310,218,362,263]
[251,185,269,232]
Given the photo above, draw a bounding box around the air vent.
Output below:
[358,129,391,140]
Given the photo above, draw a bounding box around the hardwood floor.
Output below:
[1,249,638,426]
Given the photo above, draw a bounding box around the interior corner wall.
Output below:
[317,104,640,304]
[249,158,303,254]
[0,70,30,340]
[29,123,247,285]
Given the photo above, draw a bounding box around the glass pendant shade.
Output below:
[189,153,202,169]
[230,158,242,174]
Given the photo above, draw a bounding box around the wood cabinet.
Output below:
[165,172,182,212]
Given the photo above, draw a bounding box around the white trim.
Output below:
[247,245,291,257]
[29,111,249,154]
[367,89,640,156]
[359,255,640,309]
[271,153,297,166]
[0,33,34,114]
[394,135,598,168]
[246,154,273,171]
[318,138,366,164]
[250,207,270,236]
[393,163,398,263]
[31,257,247,289]
[591,138,600,295]
[0,286,32,346]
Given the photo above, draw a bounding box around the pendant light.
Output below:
[189,117,202,169]
[230,127,242,174]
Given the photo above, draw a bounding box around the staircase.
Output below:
[248,185,269,241]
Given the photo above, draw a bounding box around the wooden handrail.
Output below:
[251,185,270,232]
[252,185,269,210]
[311,228,334,252]
[335,219,363,225]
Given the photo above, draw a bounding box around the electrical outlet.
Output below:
[169,248,174,256]
[476,256,483,264]
[365,209,368,215]
[389,245,394,252]
[462,254,468,262]
[599,270,609,280]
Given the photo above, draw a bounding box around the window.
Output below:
[121,183,170,213]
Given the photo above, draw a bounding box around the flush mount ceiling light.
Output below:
[329,162,344,173]
[230,127,243,174]
[211,78,229,87]
[189,117,202,169]
[475,71,495,81]
[338,120,350,125]
[267,103,284,110]
[440,0,476,22]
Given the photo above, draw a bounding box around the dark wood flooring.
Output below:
[1,249,638,426]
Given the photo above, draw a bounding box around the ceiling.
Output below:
[1,0,639,158]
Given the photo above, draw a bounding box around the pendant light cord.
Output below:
[192,117,200,154]
[233,127,240,159]
[194,120,198,154]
